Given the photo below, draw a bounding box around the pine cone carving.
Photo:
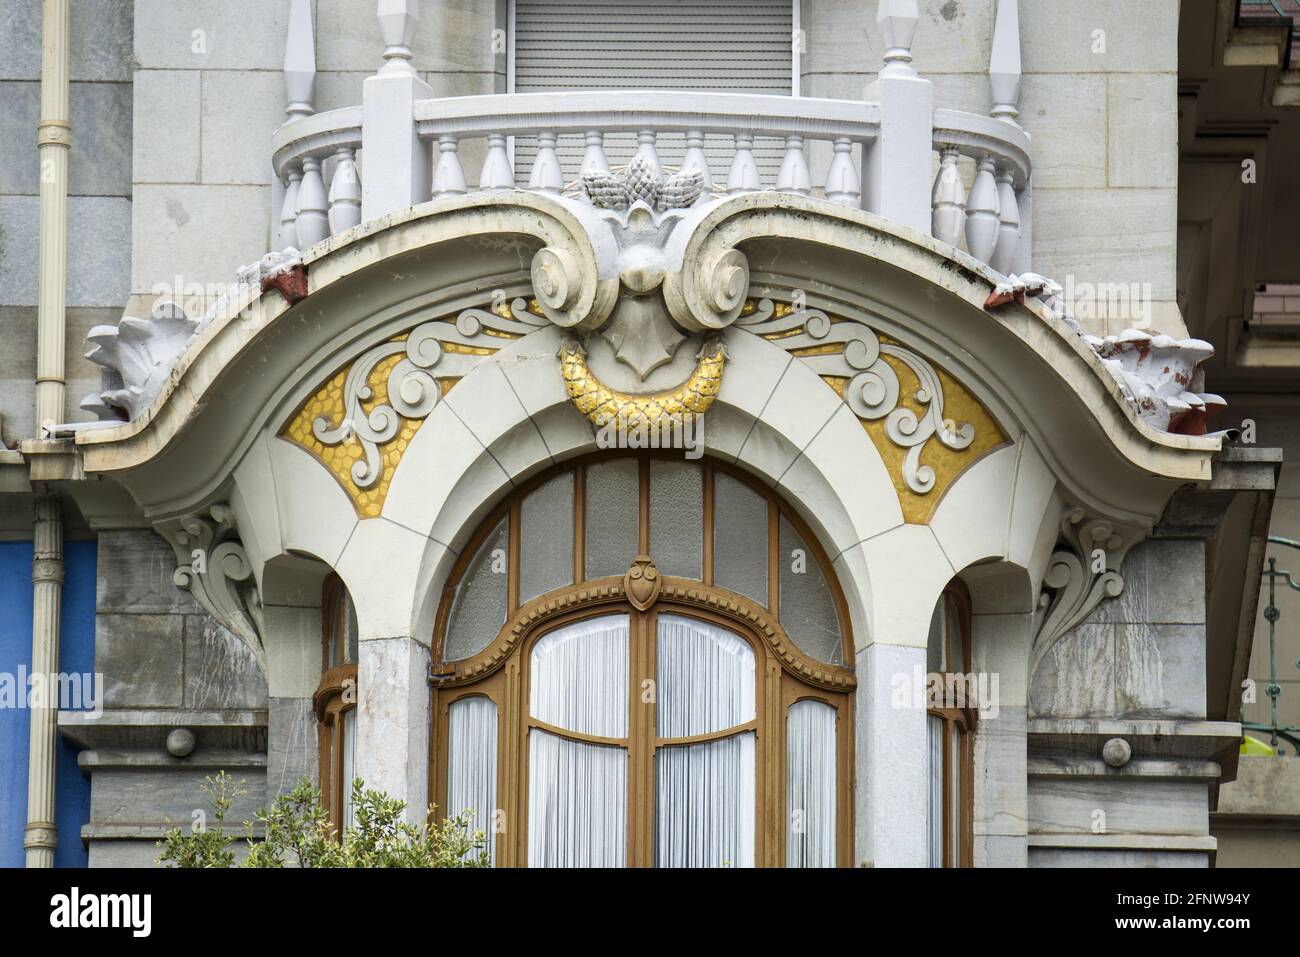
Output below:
[624,154,661,208]
[581,169,629,209]
[658,168,704,210]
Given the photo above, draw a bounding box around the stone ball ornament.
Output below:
[1102,737,1132,768]
[166,728,197,758]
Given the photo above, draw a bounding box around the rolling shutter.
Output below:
[512,0,794,186]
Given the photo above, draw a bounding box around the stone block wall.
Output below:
[77,529,270,866]
[0,0,133,442]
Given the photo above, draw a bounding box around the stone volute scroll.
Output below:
[165,504,267,673]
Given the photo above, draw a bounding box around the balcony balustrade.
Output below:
[269,0,1033,276]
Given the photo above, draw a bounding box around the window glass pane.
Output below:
[927,714,944,868]
[649,459,702,579]
[927,596,946,674]
[447,696,498,865]
[530,615,629,738]
[444,515,509,661]
[342,708,357,830]
[713,472,767,604]
[656,614,755,737]
[520,471,574,604]
[778,516,843,665]
[528,731,627,867]
[786,699,836,868]
[343,590,358,664]
[655,733,755,868]
[584,460,640,579]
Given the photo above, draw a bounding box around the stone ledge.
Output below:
[77,748,267,771]
[1028,718,1241,766]
[1027,833,1217,851]
[58,708,268,752]
[1028,755,1222,781]
[81,822,264,841]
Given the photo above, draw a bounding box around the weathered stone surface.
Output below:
[69,82,134,197]
[1108,73,1177,189]
[183,614,268,710]
[0,0,133,82]
[133,0,292,71]
[1030,623,1114,718]
[1114,623,1206,718]
[133,70,201,185]
[1018,73,1106,190]
[0,81,38,194]
[1029,778,1209,836]
[97,530,201,615]
[974,706,1028,837]
[268,697,319,797]
[89,766,266,827]
[201,70,285,186]
[96,613,185,708]
[1021,0,1178,74]
[130,183,270,297]
[1095,539,1206,625]
[1029,847,1208,868]
[68,196,132,307]
[0,195,38,306]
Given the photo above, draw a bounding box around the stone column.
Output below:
[356,635,430,823]
[24,494,64,867]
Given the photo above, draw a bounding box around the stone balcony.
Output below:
[267,0,1035,280]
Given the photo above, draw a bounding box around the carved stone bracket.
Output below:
[1032,507,1145,668]
[167,504,267,673]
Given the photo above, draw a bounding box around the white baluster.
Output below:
[283,0,316,120]
[635,130,660,174]
[529,130,564,192]
[776,135,811,195]
[681,129,712,189]
[877,0,919,77]
[280,163,303,250]
[727,133,761,193]
[432,134,466,196]
[581,130,609,177]
[964,155,1000,263]
[376,0,420,75]
[824,138,861,206]
[328,147,362,235]
[480,133,514,189]
[296,155,329,246]
[930,146,964,247]
[989,167,1021,274]
[989,0,1022,124]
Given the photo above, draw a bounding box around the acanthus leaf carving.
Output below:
[1032,508,1144,668]
[168,504,267,674]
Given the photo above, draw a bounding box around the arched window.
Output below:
[316,575,358,829]
[926,584,974,867]
[430,456,855,867]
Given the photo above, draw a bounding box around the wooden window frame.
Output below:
[315,574,358,830]
[928,583,975,868]
[429,453,855,867]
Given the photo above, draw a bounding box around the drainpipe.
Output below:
[26,0,71,869]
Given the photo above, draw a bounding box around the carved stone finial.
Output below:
[624,555,661,611]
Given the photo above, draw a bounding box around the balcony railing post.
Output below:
[965,156,1000,263]
[328,147,363,234]
[989,0,1029,272]
[825,137,861,206]
[863,0,933,232]
[362,0,432,220]
[989,167,1020,274]
[930,146,964,247]
[277,0,316,250]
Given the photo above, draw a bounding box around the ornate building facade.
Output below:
[0,0,1293,868]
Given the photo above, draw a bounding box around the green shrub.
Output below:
[158,771,489,868]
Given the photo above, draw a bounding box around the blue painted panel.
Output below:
[0,539,96,868]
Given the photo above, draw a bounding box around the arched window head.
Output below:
[926,583,974,868]
[316,575,358,830]
[431,455,855,867]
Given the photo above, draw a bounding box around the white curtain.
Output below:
[927,713,944,867]
[656,614,755,736]
[656,734,755,867]
[528,615,630,866]
[654,615,756,867]
[530,615,629,737]
[786,699,836,867]
[447,696,498,864]
[528,732,627,867]
[341,708,356,830]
